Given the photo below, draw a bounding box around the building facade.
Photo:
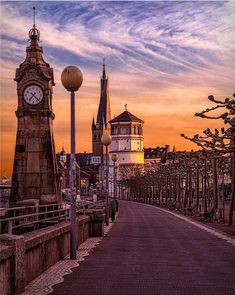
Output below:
[109,109,144,166]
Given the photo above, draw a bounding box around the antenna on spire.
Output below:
[125,104,128,111]
[33,6,36,27]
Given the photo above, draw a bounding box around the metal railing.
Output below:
[0,203,70,234]
[0,199,107,235]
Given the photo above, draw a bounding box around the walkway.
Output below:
[52,201,235,295]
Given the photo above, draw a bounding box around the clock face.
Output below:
[23,85,43,105]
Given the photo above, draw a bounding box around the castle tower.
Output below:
[92,60,111,159]
[109,107,144,165]
[10,9,60,205]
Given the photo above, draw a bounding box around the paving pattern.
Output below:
[51,201,235,295]
[21,218,115,295]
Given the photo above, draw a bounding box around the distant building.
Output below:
[107,108,144,197]
[92,61,111,160]
[0,173,11,207]
[144,145,170,165]
[56,149,99,196]
[109,108,144,166]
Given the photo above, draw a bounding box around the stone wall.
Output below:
[0,244,13,295]
[0,215,91,295]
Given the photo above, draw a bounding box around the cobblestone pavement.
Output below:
[21,218,115,295]
[51,201,235,295]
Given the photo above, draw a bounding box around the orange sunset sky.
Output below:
[0,1,235,177]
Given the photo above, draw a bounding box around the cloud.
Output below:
[0,1,235,175]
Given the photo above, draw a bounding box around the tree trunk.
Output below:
[228,152,235,226]
[212,157,219,211]
[189,170,192,207]
[183,172,189,208]
[204,159,208,213]
[196,162,200,212]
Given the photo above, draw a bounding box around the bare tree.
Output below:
[182,93,235,225]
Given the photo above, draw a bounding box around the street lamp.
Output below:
[101,134,112,225]
[61,65,83,260]
[111,153,118,220]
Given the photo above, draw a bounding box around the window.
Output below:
[121,126,130,134]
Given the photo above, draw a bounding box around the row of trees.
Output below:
[118,93,235,225]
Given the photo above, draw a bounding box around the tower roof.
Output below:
[29,7,40,44]
[109,111,143,124]
[15,8,54,84]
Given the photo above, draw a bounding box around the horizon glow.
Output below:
[1,1,235,176]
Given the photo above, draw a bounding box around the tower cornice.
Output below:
[15,64,54,84]
[15,109,55,119]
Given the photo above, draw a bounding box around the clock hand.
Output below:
[31,93,40,101]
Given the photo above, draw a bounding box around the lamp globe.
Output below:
[101,134,112,146]
[61,65,83,92]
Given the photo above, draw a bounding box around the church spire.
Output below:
[92,61,111,157]
[96,60,111,128]
[102,58,106,79]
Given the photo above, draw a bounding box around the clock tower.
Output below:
[10,14,60,205]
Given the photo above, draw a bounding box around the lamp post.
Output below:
[101,134,112,225]
[111,153,118,220]
[61,65,83,260]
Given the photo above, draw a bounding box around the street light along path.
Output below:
[52,201,235,295]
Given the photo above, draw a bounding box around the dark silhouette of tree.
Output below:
[182,93,235,225]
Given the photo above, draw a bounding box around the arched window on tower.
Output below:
[121,126,130,135]
[137,126,140,134]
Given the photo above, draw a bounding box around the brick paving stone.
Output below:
[40,201,235,294]
[51,201,235,295]
[21,220,115,295]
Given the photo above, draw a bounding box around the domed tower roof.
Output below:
[29,7,40,43]
[109,110,143,124]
